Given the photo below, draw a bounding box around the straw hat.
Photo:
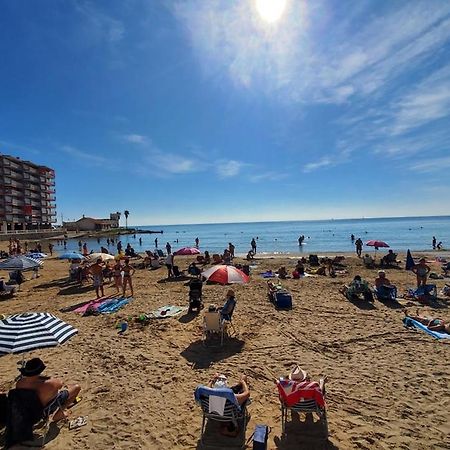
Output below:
[288,365,308,382]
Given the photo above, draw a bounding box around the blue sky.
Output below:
[1,0,450,225]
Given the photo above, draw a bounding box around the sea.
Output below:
[53,216,450,256]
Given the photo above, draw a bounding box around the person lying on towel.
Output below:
[16,358,81,421]
[404,309,450,334]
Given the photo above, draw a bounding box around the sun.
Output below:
[255,0,287,23]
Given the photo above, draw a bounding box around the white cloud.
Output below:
[409,156,450,173]
[215,159,246,178]
[123,134,148,145]
[249,172,288,183]
[61,145,108,165]
[303,157,333,173]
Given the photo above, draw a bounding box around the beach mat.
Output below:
[148,305,186,318]
[74,298,110,314]
[403,317,450,340]
[97,297,132,313]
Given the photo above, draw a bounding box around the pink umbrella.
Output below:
[173,247,201,256]
[201,265,249,285]
[366,240,389,248]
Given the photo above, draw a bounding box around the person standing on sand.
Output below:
[355,238,363,257]
[48,243,53,256]
[122,258,135,297]
[251,238,257,253]
[412,258,431,287]
[228,242,235,258]
[16,358,81,422]
[113,260,123,293]
[166,242,172,255]
[89,258,105,298]
[165,253,174,278]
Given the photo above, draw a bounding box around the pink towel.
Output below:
[74,298,109,314]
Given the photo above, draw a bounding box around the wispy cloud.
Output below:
[61,145,110,166]
[215,159,246,178]
[249,172,288,183]
[303,156,335,173]
[123,134,149,145]
[409,156,450,173]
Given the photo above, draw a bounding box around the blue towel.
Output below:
[403,317,450,340]
[194,385,240,409]
[97,297,131,313]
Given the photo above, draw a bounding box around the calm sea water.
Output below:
[53,216,450,256]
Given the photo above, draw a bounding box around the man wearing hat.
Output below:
[16,358,81,421]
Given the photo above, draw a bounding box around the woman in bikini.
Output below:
[113,260,123,293]
[404,309,450,333]
[122,258,135,297]
[412,258,431,287]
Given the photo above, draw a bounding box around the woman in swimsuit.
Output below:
[113,260,123,293]
[412,258,431,287]
[404,309,450,333]
[122,258,135,297]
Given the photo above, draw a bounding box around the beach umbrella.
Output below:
[366,240,389,248]
[174,247,201,256]
[0,256,42,272]
[59,252,85,260]
[201,265,249,285]
[86,253,115,262]
[0,312,78,356]
[406,249,415,271]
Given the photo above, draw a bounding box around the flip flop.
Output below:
[69,416,88,430]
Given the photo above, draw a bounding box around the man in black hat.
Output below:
[16,358,81,421]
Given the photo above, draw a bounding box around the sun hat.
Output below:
[19,358,46,377]
[378,270,385,275]
[208,304,217,312]
[213,374,228,388]
[288,365,308,382]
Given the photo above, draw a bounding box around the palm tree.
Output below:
[124,210,130,229]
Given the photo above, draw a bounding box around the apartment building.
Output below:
[0,154,56,231]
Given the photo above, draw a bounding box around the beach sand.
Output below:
[1,251,449,449]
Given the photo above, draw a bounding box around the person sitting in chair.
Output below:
[277,266,288,279]
[219,289,236,322]
[340,275,373,301]
[375,270,397,300]
[363,254,375,268]
[16,358,81,422]
[208,373,250,437]
[380,250,397,266]
[188,262,201,277]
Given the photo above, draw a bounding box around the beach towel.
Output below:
[97,297,131,314]
[260,271,274,278]
[148,305,186,318]
[276,378,325,407]
[194,386,240,411]
[74,298,109,314]
[403,317,450,340]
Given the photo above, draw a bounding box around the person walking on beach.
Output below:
[251,238,257,254]
[228,242,235,258]
[89,258,105,298]
[355,238,363,257]
[165,252,174,278]
[195,237,199,248]
[166,242,172,255]
[113,260,123,294]
[432,236,437,249]
[122,258,135,297]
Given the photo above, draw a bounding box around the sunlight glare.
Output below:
[255,0,287,23]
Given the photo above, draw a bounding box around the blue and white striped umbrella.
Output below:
[25,252,48,259]
[58,252,85,260]
[0,255,42,272]
[0,312,78,356]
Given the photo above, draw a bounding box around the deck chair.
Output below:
[374,285,397,301]
[413,284,437,300]
[194,386,249,448]
[203,311,226,345]
[276,378,328,439]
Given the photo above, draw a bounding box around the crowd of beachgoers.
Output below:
[0,233,449,449]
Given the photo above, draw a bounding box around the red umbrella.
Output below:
[173,247,201,256]
[201,265,249,285]
[366,240,389,248]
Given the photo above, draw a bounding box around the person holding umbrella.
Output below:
[16,357,81,422]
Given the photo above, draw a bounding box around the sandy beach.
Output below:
[1,250,449,450]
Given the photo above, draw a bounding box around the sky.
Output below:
[1,0,450,226]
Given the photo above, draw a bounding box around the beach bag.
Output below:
[250,424,270,450]
[275,291,292,309]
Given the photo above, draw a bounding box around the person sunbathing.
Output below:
[404,309,450,333]
[16,358,81,421]
[208,373,250,437]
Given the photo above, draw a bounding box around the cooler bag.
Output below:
[252,424,270,450]
[275,291,292,309]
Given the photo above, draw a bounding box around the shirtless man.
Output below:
[89,258,104,298]
[16,358,81,421]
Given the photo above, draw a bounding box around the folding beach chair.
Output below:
[194,386,249,448]
[412,284,437,301]
[276,379,328,439]
[203,311,226,346]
